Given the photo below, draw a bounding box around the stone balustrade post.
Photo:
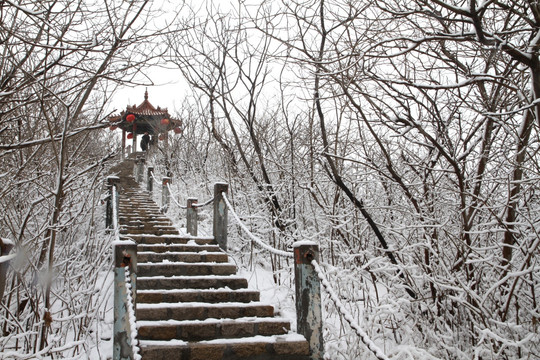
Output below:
[294,242,324,360]
[136,157,144,183]
[147,166,154,193]
[113,239,137,360]
[106,176,120,230]
[162,177,171,213]
[213,183,228,250]
[187,198,198,236]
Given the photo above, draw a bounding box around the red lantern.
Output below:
[161,118,170,125]
[127,133,133,139]
[158,134,165,141]
[126,114,135,122]
[173,127,182,134]
[110,125,118,130]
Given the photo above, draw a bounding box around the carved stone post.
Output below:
[113,239,137,360]
[162,177,171,213]
[294,242,324,360]
[106,176,120,229]
[147,166,154,192]
[187,198,198,236]
[213,183,228,250]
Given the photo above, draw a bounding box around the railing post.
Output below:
[136,157,144,183]
[213,183,228,250]
[162,177,171,213]
[0,238,15,302]
[294,242,324,360]
[187,198,198,236]
[147,166,154,193]
[106,176,120,229]
[113,239,137,360]
[132,157,138,180]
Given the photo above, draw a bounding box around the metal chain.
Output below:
[222,192,294,259]
[312,260,390,360]
[192,197,214,208]
[124,266,142,360]
[166,182,187,209]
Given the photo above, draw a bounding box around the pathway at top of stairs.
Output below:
[109,159,310,360]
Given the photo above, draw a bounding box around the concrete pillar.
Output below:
[294,242,324,360]
[147,167,154,192]
[113,239,137,360]
[162,177,171,213]
[187,198,198,236]
[213,183,228,250]
[136,157,144,183]
[106,176,120,229]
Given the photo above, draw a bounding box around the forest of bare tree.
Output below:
[1,0,539,359]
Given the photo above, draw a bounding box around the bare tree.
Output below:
[0,0,175,356]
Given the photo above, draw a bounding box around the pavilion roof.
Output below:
[125,89,170,116]
[108,89,181,133]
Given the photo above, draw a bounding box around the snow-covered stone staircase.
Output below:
[112,160,310,359]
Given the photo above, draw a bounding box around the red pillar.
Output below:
[121,129,126,159]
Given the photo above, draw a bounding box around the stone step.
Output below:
[137,275,249,291]
[110,162,307,359]
[119,222,173,230]
[125,235,214,245]
[122,224,177,232]
[138,251,228,263]
[118,207,161,213]
[119,208,162,214]
[137,302,274,321]
[137,317,290,341]
[119,228,179,235]
[137,243,221,253]
[119,212,166,218]
[119,218,169,225]
[119,218,172,224]
[137,289,260,304]
[138,262,237,277]
[138,334,310,360]
[118,201,158,206]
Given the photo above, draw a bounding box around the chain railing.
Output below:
[222,190,390,360]
[167,182,187,209]
[222,192,294,259]
[312,260,390,360]
[124,266,142,360]
[145,166,217,238]
[106,176,140,360]
[192,197,214,208]
[130,162,389,359]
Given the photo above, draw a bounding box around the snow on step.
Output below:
[137,317,291,341]
[137,275,249,290]
[137,288,261,303]
[137,302,275,321]
[123,234,214,245]
[109,158,310,359]
[138,251,228,263]
[137,244,221,253]
[138,334,310,360]
[138,262,237,277]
